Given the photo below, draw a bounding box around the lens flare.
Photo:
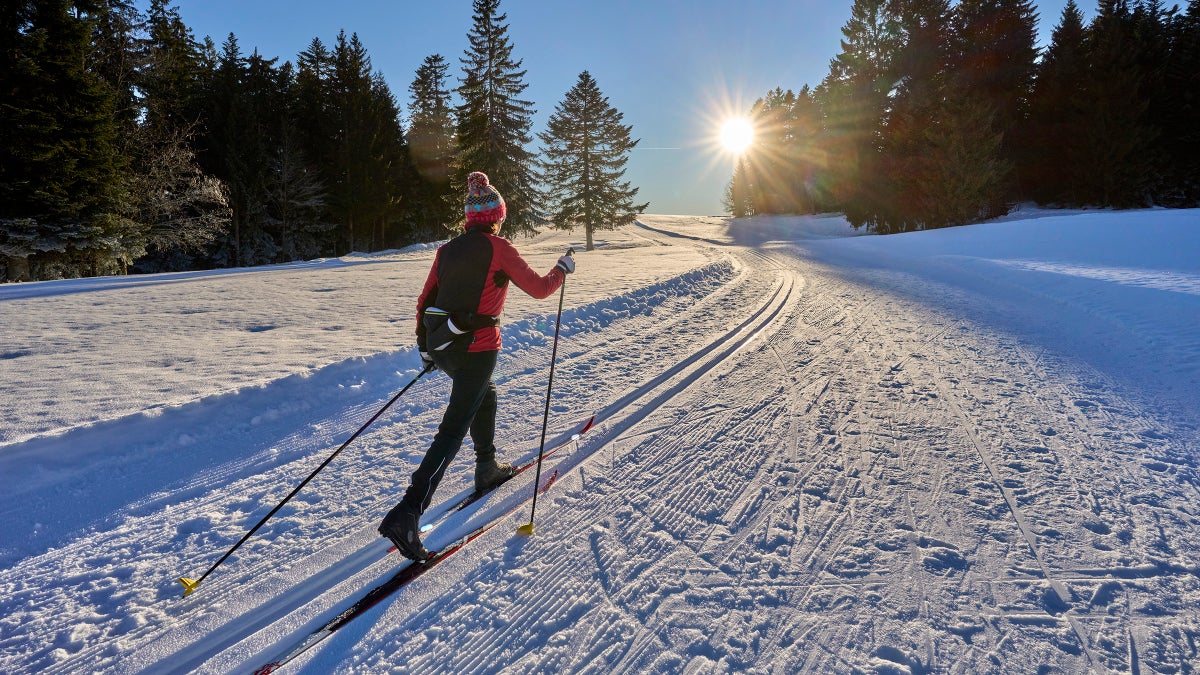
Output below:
[719,118,754,154]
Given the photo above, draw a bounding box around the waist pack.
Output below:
[423,307,500,351]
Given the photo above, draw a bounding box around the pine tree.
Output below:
[538,71,647,251]
[407,54,459,234]
[456,0,540,237]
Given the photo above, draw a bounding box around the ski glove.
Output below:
[420,350,437,372]
[555,255,575,275]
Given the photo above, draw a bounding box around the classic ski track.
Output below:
[202,247,794,672]
[27,222,1196,673]
[596,253,888,672]
[35,252,755,673]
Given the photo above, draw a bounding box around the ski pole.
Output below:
[518,247,574,536]
[178,362,435,597]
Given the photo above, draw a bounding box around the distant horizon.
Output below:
[149,0,1088,217]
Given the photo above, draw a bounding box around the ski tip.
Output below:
[579,416,595,435]
[516,522,535,537]
[178,577,200,597]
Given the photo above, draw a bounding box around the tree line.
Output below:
[726,0,1200,233]
[1,0,644,281]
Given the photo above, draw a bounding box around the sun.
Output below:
[719,117,754,154]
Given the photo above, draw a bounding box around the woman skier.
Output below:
[379,171,575,561]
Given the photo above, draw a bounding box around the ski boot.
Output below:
[378,500,431,562]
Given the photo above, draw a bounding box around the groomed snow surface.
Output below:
[1,209,1198,673]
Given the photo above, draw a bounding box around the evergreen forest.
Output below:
[727,0,1200,232]
[4,1,1197,280]
[1,0,643,281]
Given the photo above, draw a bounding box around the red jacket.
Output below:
[417,227,564,352]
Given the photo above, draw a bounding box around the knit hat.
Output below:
[464,171,506,227]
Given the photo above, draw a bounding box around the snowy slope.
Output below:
[1,210,1197,673]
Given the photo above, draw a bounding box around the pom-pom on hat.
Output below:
[464,171,506,227]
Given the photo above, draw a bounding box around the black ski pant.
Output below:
[403,349,499,512]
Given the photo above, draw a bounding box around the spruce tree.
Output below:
[1,0,132,279]
[724,157,753,217]
[1023,0,1091,204]
[271,79,331,263]
[1082,1,1154,206]
[1131,0,1180,203]
[1164,0,1200,201]
[292,37,337,253]
[140,0,204,136]
[876,0,960,231]
[202,34,253,266]
[456,0,540,237]
[290,33,410,254]
[364,69,410,250]
[407,54,459,234]
[790,86,825,213]
[89,0,140,129]
[330,31,377,251]
[538,71,647,251]
[953,0,1038,207]
[747,88,798,215]
[815,0,902,227]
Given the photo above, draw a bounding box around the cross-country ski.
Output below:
[252,469,561,674]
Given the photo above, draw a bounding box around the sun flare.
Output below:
[719,118,754,154]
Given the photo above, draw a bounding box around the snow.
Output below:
[1,209,1198,673]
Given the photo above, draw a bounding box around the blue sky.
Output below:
[161,1,1088,217]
